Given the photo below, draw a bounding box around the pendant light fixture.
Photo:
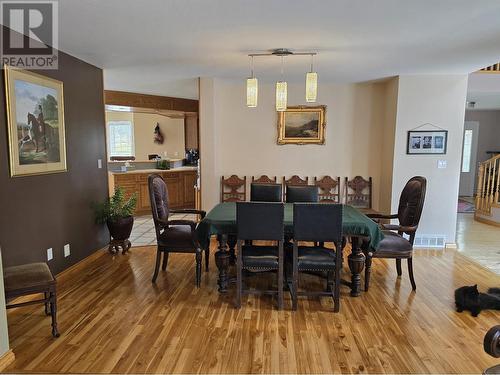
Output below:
[245,49,317,109]
[305,54,317,102]
[246,56,258,107]
[276,56,287,111]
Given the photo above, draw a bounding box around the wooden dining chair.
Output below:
[148,174,207,285]
[220,175,246,202]
[314,176,341,203]
[365,176,427,291]
[236,202,285,309]
[344,176,373,209]
[289,203,343,312]
[283,175,309,201]
[250,183,282,202]
[252,175,277,184]
[285,185,318,203]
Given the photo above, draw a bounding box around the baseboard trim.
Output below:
[474,215,500,228]
[0,349,15,372]
[56,245,108,278]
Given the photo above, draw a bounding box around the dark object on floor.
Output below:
[366,176,427,291]
[148,174,206,285]
[3,262,59,337]
[483,325,500,374]
[455,285,500,317]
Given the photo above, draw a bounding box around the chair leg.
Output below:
[236,241,242,309]
[161,252,169,271]
[292,244,298,311]
[408,258,416,291]
[50,291,60,338]
[44,292,50,315]
[364,254,372,292]
[277,242,284,311]
[205,248,210,271]
[334,268,341,313]
[195,250,202,288]
[152,249,162,283]
[396,259,402,277]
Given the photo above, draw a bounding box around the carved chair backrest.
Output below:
[314,176,341,203]
[344,176,372,208]
[221,175,247,202]
[252,175,277,184]
[283,175,309,201]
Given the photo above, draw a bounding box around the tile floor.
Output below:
[130,214,198,247]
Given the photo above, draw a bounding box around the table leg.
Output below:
[227,235,237,264]
[215,234,230,294]
[348,236,365,297]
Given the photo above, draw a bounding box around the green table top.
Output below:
[195,203,383,250]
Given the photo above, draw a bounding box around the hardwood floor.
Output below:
[3,241,500,373]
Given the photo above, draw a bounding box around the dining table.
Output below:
[196,202,384,297]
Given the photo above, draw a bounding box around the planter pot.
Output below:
[107,216,134,241]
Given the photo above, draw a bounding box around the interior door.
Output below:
[459,121,479,197]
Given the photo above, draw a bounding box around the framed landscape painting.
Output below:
[407,130,448,155]
[4,65,67,177]
[277,105,326,145]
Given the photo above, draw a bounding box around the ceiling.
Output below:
[49,0,500,99]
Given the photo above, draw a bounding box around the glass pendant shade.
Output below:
[305,72,318,102]
[276,81,287,111]
[246,77,258,107]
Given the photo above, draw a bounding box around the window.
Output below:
[108,121,134,157]
[461,129,473,173]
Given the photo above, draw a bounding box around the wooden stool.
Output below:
[3,262,60,337]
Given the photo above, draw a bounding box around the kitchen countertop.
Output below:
[109,166,198,175]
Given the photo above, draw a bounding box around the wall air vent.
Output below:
[479,63,500,73]
[413,235,446,249]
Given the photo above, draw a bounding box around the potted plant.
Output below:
[93,187,137,252]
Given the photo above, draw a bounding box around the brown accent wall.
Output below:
[0,27,109,274]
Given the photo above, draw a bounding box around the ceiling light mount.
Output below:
[248,48,317,57]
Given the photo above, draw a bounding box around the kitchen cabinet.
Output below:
[109,168,197,215]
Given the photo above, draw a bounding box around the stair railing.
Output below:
[476,154,500,214]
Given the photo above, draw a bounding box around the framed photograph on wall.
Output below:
[407,130,447,155]
[277,105,326,145]
[4,65,67,177]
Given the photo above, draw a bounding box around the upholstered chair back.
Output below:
[397,176,427,231]
[148,174,170,225]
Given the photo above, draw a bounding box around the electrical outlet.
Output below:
[64,244,70,257]
[47,248,53,261]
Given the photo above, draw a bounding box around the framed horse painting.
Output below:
[4,65,67,177]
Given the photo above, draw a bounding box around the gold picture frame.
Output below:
[4,65,67,177]
[277,105,326,145]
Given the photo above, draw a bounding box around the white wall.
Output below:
[106,111,185,161]
[391,75,468,244]
[464,110,500,163]
[200,77,395,212]
[0,250,10,359]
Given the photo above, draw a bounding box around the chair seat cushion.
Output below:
[288,246,337,270]
[158,225,195,249]
[373,231,413,258]
[242,245,279,270]
[4,262,55,294]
